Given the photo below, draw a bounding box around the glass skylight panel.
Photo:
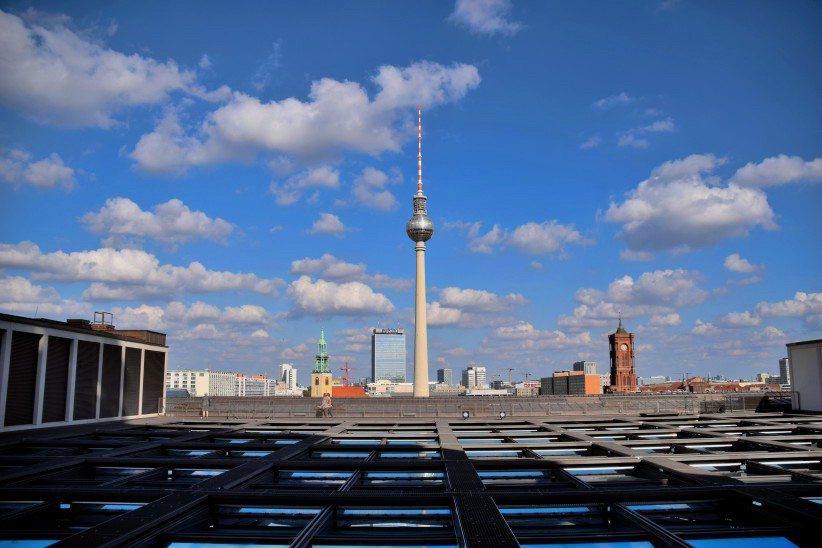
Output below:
[465,449,523,458]
[362,471,444,485]
[564,466,636,476]
[385,438,436,445]
[212,438,252,444]
[534,448,588,456]
[377,451,440,459]
[458,438,505,444]
[167,449,213,457]
[331,439,381,445]
[312,451,371,459]
[335,507,453,531]
[512,437,558,443]
[279,470,352,484]
[229,450,272,458]
[688,537,798,547]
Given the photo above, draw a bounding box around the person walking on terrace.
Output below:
[320,392,333,417]
[201,394,210,418]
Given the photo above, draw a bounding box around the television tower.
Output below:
[406,105,434,397]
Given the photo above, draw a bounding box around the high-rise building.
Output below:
[166,370,236,397]
[235,374,268,396]
[462,366,487,389]
[541,371,601,395]
[279,363,297,393]
[310,328,332,398]
[608,316,636,393]
[371,328,406,383]
[406,106,435,397]
[437,368,453,385]
[779,358,790,385]
[573,361,597,375]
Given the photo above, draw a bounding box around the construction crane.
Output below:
[502,367,515,385]
[522,368,532,383]
[339,362,357,386]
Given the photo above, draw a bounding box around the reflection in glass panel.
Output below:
[688,538,797,547]
[465,450,523,458]
[378,451,440,459]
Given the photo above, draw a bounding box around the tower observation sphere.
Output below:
[406,196,434,242]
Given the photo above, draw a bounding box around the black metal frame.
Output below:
[0,411,820,547]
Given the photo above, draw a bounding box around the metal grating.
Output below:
[0,412,819,546]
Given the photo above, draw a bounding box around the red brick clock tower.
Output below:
[609,315,636,393]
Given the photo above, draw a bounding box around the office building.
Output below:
[541,371,600,395]
[235,374,268,396]
[573,360,597,375]
[462,366,487,389]
[279,363,297,393]
[437,367,453,385]
[637,375,671,386]
[0,312,167,432]
[166,370,235,397]
[609,315,636,393]
[371,328,406,383]
[779,357,790,385]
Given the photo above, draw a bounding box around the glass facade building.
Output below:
[371,328,406,383]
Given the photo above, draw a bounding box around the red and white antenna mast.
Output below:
[417,105,423,194]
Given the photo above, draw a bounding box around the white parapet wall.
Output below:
[787,338,822,412]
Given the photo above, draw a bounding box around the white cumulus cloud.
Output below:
[593,92,634,110]
[81,197,234,246]
[131,60,480,173]
[269,165,339,205]
[308,213,346,236]
[604,153,777,253]
[606,269,708,307]
[287,275,394,317]
[648,313,681,326]
[351,167,401,210]
[723,253,763,273]
[755,291,822,328]
[446,219,591,255]
[290,253,410,291]
[0,10,226,128]
[438,287,526,312]
[0,241,282,300]
[731,154,822,187]
[717,311,761,327]
[0,149,74,190]
[448,0,522,35]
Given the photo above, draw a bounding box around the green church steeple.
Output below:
[313,327,330,373]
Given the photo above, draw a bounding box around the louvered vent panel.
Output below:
[43,336,71,423]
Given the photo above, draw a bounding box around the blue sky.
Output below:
[1,0,820,385]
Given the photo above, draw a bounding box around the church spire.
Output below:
[314,327,329,373]
[616,312,627,334]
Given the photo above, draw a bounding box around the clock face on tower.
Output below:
[620,343,628,351]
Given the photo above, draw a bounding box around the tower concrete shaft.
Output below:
[413,241,429,397]
[406,106,434,397]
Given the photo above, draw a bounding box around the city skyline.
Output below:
[0,1,820,387]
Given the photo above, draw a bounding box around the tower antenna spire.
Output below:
[417,105,423,194]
